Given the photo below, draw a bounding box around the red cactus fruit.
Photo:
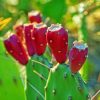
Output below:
[46,24,68,63]
[28,11,42,23]
[24,24,36,56]
[15,25,24,42]
[32,23,47,55]
[69,41,88,73]
[4,34,28,65]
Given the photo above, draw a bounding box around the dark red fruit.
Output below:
[69,41,88,73]
[32,23,47,55]
[15,25,24,43]
[24,24,35,56]
[46,24,68,63]
[28,11,42,23]
[4,34,28,65]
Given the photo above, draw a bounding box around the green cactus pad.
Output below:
[26,55,52,100]
[0,54,26,100]
[0,40,26,100]
[45,64,90,100]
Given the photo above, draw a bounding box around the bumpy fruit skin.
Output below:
[24,24,36,56]
[4,34,28,65]
[46,24,68,63]
[32,23,47,55]
[69,41,88,73]
[15,25,24,42]
[28,11,42,23]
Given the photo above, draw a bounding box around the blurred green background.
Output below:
[0,0,100,100]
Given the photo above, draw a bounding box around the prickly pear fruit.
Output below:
[46,24,68,63]
[28,11,42,23]
[24,24,35,56]
[4,34,28,65]
[32,23,47,55]
[69,41,88,73]
[14,25,24,42]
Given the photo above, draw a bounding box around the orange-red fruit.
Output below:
[28,11,42,23]
[32,23,47,55]
[46,24,68,63]
[69,41,88,73]
[4,34,28,65]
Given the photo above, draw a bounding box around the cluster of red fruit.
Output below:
[4,11,88,73]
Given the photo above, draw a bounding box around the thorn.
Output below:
[36,96,39,100]
[77,86,83,92]
[78,77,81,81]
[87,94,91,100]
[68,96,72,100]
[71,73,75,77]
[13,77,17,85]
[52,89,56,96]
[64,72,67,79]
[44,86,47,91]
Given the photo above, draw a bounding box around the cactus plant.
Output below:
[0,40,26,100]
[45,64,89,100]
[3,12,90,100]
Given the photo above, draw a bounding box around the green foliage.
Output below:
[33,0,67,22]
[41,0,67,22]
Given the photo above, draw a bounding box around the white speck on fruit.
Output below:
[65,42,68,45]
[40,44,43,46]
[10,50,13,53]
[78,63,81,66]
[31,30,33,33]
[32,37,35,40]
[58,50,61,53]
[50,40,53,43]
